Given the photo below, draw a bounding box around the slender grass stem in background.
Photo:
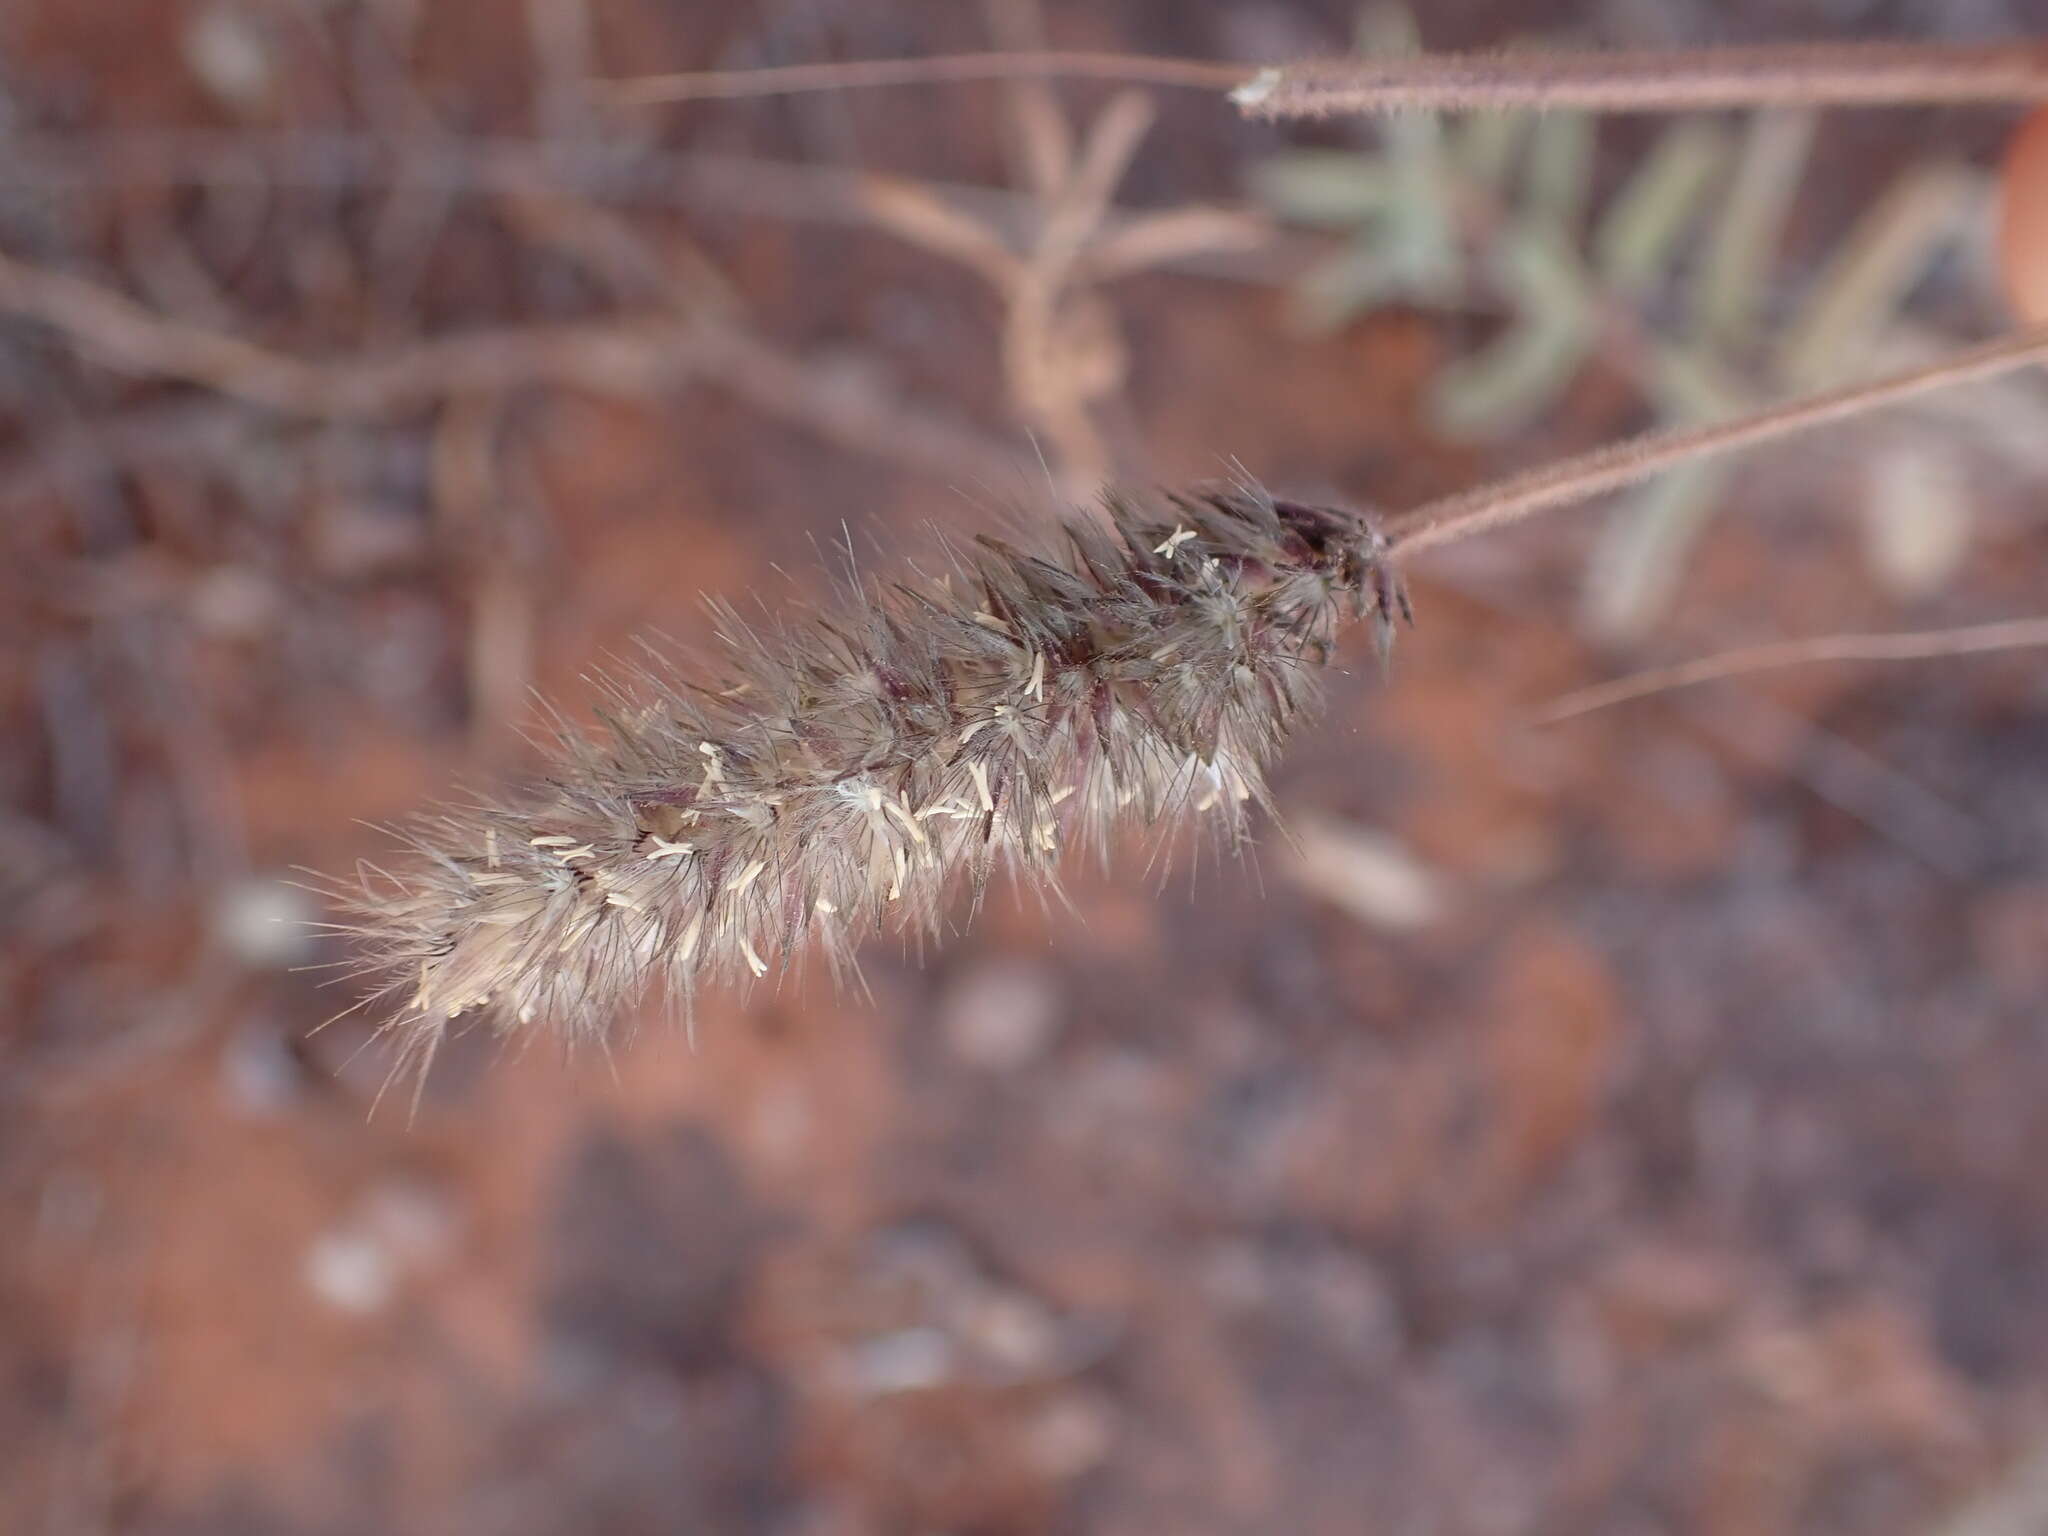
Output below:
[1530,617,2048,724]
[1386,324,2048,557]
[604,41,2048,115]
[605,51,1246,106]
[1231,41,2048,118]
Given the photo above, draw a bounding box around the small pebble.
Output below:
[184,3,274,110]
[211,877,313,969]
[304,1229,395,1315]
[940,958,1060,1070]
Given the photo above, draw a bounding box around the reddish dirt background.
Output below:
[4,2,2048,1533]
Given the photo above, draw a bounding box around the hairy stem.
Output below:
[1388,325,2048,557]
[1232,40,2048,119]
[602,40,2048,115]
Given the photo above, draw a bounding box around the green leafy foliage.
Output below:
[1253,4,2044,637]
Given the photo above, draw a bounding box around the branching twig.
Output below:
[492,171,1024,488]
[835,79,1184,495]
[0,250,692,416]
[12,247,2044,571]
[3,136,1299,284]
[1388,325,2048,556]
[0,250,1018,485]
[1531,617,2048,724]
[1001,89,1155,491]
[984,0,1076,201]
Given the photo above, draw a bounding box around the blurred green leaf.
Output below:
[1355,2,1421,57]
[1580,463,1732,642]
[1859,435,1973,599]
[1290,233,1410,332]
[1594,120,1732,298]
[1249,153,1397,227]
[1777,163,1976,390]
[1249,4,2029,626]
[1358,2,1461,306]
[1431,226,1598,438]
[1579,344,1750,640]
[1456,110,1526,190]
[1523,111,1596,232]
[1646,342,1751,422]
[1689,109,1816,349]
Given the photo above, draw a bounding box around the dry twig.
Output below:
[0,249,1017,486]
[1000,90,1156,491]
[0,249,692,417]
[3,136,1294,284]
[604,51,1247,106]
[832,74,1171,494]
[492,169,1024,489]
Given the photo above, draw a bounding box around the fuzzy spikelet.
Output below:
[339,485,1409,1072]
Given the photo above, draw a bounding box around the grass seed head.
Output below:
[335,484,1408,1074]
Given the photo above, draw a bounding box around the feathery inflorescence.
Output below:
[338,484,1409,1073]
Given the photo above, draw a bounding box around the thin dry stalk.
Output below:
[839,169,1270,285]
[601,39,2048,117]
[700,333,1024,489]
[983,0,1076,201]
[430,393,537,762]
[844,85,1172,496]
[493,175,1026,490]
[4,135,1297,283]
[1001,89,1155,491]
[1389,324,2048,557]
[0,250,1017,486]
[604,51,1247,107]
[0,249,691,416]
[1531,617,2048,724]
[1232,40,2048,119]
[491,162,744,323]
[858,175,1025,289]
[1082,206,1273,281]
[526,0,600,140]
[605,41,2048,114]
